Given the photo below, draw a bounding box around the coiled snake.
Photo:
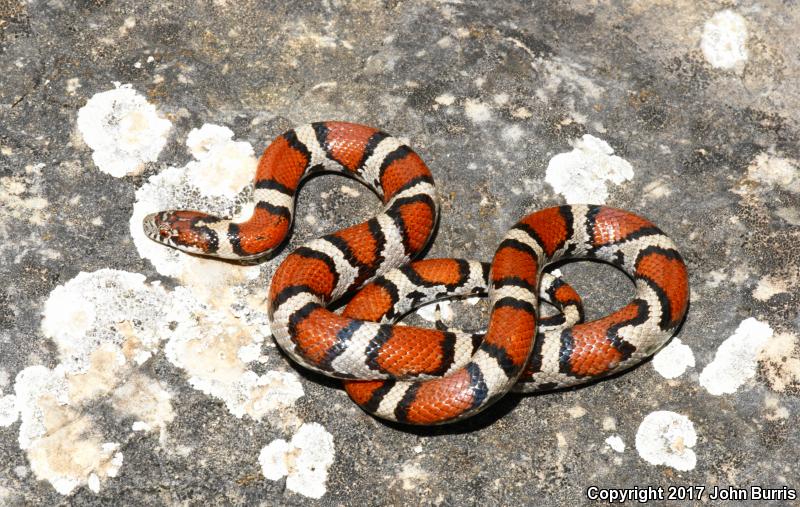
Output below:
[143,122,689,425]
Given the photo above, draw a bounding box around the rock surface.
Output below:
[1,0,798,504]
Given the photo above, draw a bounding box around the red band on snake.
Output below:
[143,121,689,425]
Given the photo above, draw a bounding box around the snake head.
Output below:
[142,210,221,255]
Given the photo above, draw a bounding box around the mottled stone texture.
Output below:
[1,1,798,505]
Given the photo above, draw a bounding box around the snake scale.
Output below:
[143,121,689,425]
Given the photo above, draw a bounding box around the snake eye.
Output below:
[158,224,171,237]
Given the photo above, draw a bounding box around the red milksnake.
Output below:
[143,121,689,425]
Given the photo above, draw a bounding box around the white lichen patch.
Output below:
[131,421,150,431]
[166,314,303,420]
[434,93,456,106]
[436,36,453,48]
[110,374,175,441]
[395,461,430,491]
[512,106,532,119]
[184,124,257,198]
[704,269,727,289]
[1,270,184,494]
[7,265,308,495]
[745,153,800,193]
[0,393,18,426]
[776,207,800,226]
[502,125,524,143]
[545,135,634,204]
[642,179,672,200]
[310,81,338,91]
[752,275,789,301]
[284,20,341,51]
[699,318,772,395]
[764,395,790,421]
[758,332,800,393]
[259,423,335,499]
[493,93,509,105]
[77,84,172,177]
[701,10,748,70]
[66,78,81,95]
[605,435,625,453]
[12,366,69,451]
[525,52,603,103]
[652,338,695,379]
[340,185,361,197]
[0,166,50,233]
[237,343,262,363]
[635,411,697,471]
[249,371,304,414]
[463,99,492,123]
[12,365,125,495]
[567,405,586,418]
[162,284,301,421]
[41,270,173,372]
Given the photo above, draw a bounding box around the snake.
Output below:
[143,121,689,425]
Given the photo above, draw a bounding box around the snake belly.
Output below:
[143,121,690,425]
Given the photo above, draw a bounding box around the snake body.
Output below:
[143,121,689,425]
